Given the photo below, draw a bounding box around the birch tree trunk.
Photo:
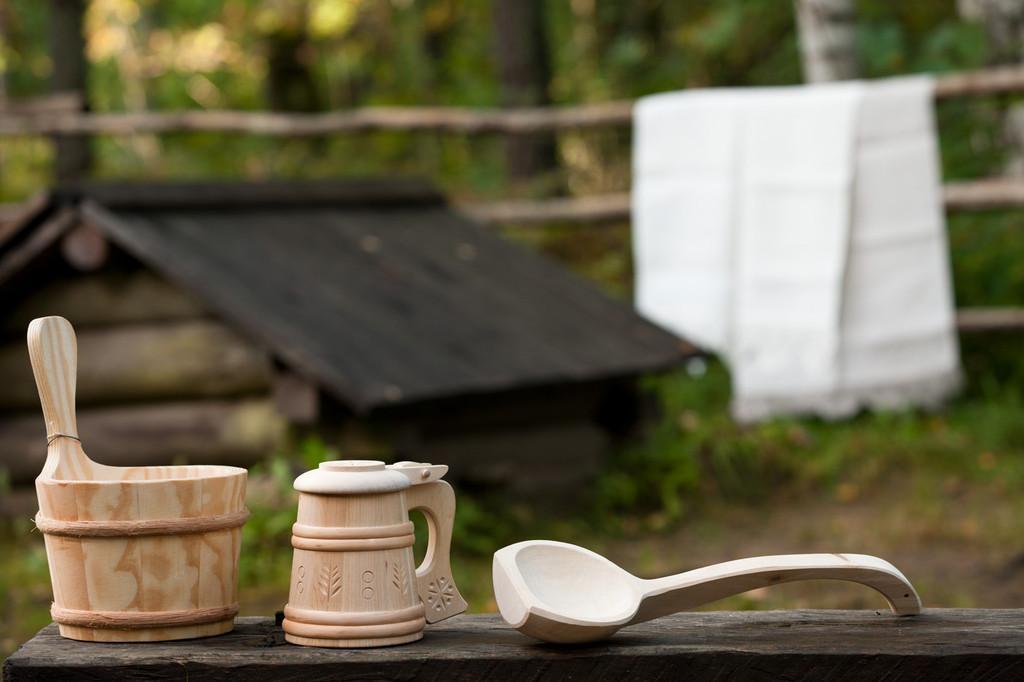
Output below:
[959,0,1024,174]
[793,0,860,83]
[959,0,1024,61]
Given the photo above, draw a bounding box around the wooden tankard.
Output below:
[282,460,467,647]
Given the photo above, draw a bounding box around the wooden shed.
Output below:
[0,180,687,497]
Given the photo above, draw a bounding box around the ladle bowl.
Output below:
[493,540,921,644]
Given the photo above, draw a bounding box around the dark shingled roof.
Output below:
[11,180,688,413]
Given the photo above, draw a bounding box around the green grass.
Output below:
[599,355,1024,527]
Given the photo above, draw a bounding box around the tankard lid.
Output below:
[294,459,411,494]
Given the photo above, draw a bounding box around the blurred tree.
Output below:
[0,0,7,102]
[50,0,92,181]
[491,0,558,191]
[260,0,322,111]
[958,0,1024,61]
[420,0,452,78]
[0,0,1010,209]
[958,0,1024,176]
[794,0,859,81]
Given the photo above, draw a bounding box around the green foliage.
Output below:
[0,519,52,655]
[3,0,1004,203]
[594,352,1024,532]
[238,436,337,586]
[594,362,798,526]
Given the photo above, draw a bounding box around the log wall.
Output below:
[0,271,286,485]
[0,399,286,484]
[0,319,273,408]
[2,271,208,333]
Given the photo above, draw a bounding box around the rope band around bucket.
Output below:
[34,509,250,537]
[51,604,239,629]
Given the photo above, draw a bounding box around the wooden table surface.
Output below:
[5,610,1024,681]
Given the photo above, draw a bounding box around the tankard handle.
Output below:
[406,480,468,623]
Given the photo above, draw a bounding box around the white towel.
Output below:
[633,76,960,421]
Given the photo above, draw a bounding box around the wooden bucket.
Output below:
[29,316,249,642]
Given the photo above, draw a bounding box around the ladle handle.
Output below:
[633,553,921,625]
[27,316,80,442]
[406,480,468,623]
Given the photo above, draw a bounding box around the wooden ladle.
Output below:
[493,540,921,644]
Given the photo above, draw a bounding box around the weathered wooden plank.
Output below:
[0,92,84,116]
[80,200,686,414]
[3,65,1024,138]
[944,177,1024,210]
[0,204,22,225]
[2,272,208,333]
[0,100,636,137]
[0,208,77,286]
[461,178,1024,227]
[68,179,443,209]
[4,612,1023,681]
[0,398,285,483]
[956,307,1024,331]
[933,63,1024,98]
[461,192,631,225]
[0,320,272,408]
[0,193,50,245]
[271,371,319,424]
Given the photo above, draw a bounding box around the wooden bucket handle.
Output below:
[28,316,93,479]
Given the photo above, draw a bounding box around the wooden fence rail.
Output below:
[461,178,1024,225]
[5,178,1018,230]
[3,65,1024,137]
[955,308,1024,332]
[3,64,1024,332]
